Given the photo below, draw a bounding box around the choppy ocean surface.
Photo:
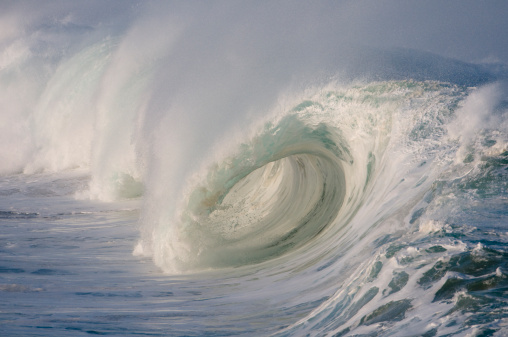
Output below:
[1,2,507,336]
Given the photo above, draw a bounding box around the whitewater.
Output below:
[1,2,507,336]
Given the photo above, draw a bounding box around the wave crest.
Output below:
[140,80,469,274]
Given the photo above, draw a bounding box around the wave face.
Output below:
[134,81,508,335]
[1,2,507,336]
[140,81,468,272]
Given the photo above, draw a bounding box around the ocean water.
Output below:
[1,2,507,336]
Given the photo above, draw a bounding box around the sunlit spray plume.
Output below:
[86,13,183,201]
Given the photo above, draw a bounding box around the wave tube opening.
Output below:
[192,153,346,268]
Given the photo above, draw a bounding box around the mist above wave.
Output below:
[1,0,505,180]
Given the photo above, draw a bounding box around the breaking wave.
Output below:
[1,3,507,334]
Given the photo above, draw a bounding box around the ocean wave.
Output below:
[1,2,507,335]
